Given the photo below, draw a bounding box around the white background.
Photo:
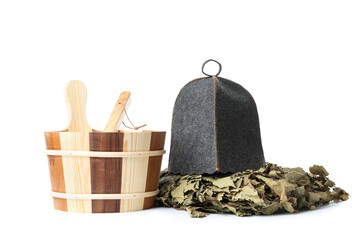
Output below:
[0,1,356,239]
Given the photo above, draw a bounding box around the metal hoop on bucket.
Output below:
[51,189,160,200]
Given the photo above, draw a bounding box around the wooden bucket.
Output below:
[44,130,166,213]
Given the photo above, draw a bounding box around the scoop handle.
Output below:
[64,80,92,132]
[104,91,131,132]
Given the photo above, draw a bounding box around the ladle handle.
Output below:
[104,91,131,132]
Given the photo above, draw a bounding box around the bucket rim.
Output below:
[44,129,166,134]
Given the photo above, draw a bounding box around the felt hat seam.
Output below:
[213,76,219,171]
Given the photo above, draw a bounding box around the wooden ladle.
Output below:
[104,91,131,132]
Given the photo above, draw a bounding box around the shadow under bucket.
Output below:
[44,130,166,213]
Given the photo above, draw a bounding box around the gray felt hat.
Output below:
[168,60,265,174]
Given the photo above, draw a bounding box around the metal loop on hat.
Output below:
[202,59,222,77]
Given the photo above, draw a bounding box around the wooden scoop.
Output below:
[64,80,92,132]
[104,91,131,132]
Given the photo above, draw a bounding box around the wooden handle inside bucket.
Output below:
[104,91,131,132]
[64,80,92,132]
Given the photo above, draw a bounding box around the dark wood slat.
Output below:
[44,132,67,212]
[143,132,166,209]
[90,132,123,213]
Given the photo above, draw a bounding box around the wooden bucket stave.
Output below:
[45,130,165,213]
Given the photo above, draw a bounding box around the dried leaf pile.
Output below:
[156,163,349,218]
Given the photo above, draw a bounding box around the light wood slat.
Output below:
[60,132,92,213]
[120,132,152,212]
